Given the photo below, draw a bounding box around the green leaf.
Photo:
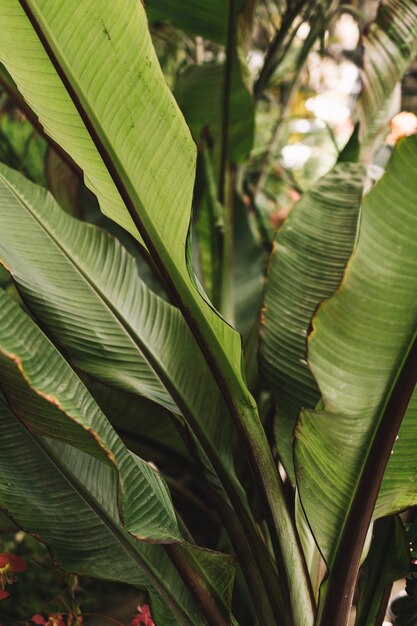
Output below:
[295,136,417,622]
[355,516,409,626]
[233,194,264,342]
[0,288,179,544]
[0,163,234,474]
[0,0,259,499]
[174,60,254,164]
[0,293,196,625]
[0,287,236,625]
[358,0,417,141]
[45,147,80,216]
[144,0,244,43]
[0,395,201,626]
[0,106,47,185]
[90,382,192,472]
[259,163,365,478]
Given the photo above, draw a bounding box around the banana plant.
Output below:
[0,1,416,626]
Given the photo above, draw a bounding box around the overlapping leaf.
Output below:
[0,288,179,544]
[295,135,417,569]
[0,164,233,471]
[0,287,236,625]
[259,163,365,477]
[0,394,201,626]
[0,1,253,425]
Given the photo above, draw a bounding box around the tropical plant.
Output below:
[0,1,416,625]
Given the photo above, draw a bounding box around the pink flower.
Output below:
[31,614,67,626]
[130,604,155,626]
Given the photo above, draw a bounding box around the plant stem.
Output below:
[177,415,286,624]
[218,0,236,206]
[316,336,417,626]
[219,163,236,324]
[165,544,232,626]
[254,0,307,101]
[218,0,237,324]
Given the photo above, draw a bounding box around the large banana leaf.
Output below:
[0,288,236,625]
[0,395,199,626]
[0,291,179,544]
[0,1,263,515]
[0,164,284,625]
[295,135,417,623]
[0,4,314,620]
[358,0,417,140]
[0,163,235,470]
[259,163,366,478]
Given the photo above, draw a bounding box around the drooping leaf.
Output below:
[0,287,236,625]
[355,516,410,626]
[0,288,179,544]
[295,135,417,619]
[358,0,417,144]
[0,394,201,626]
[0,163,234,475]
[259,162,365,477]
[0,0,258,491]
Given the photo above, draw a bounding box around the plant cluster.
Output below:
[0,1,416,626]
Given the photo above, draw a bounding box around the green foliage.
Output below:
[0,1,416,625]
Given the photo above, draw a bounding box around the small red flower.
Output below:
[31,616,47,626]
[0,553,27,600]
[0,554,27,571]
[130,604,155,626]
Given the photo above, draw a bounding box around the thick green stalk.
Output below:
[218,0,236,206]
[165,544,231,626]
